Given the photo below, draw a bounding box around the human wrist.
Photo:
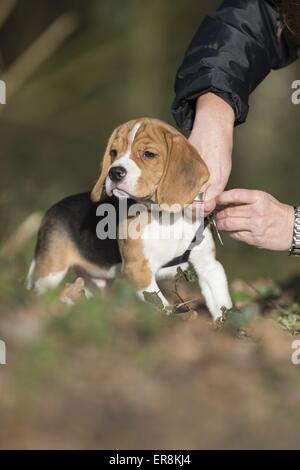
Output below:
[189,93,234,155]
[194,92,235,130]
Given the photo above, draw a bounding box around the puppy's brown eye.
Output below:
[143,150,157,160]
[110,148,117,158]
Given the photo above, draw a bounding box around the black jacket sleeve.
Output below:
[172,0,298,130]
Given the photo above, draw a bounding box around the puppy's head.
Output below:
[91,118,209,208]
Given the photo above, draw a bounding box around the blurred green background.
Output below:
[2,0,300,451]
[1,0,300,282]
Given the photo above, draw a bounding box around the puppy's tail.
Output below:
[26,259,36,290]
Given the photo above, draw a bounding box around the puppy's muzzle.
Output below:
[109,166,127,182]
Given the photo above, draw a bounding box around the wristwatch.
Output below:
[289,207,300,256]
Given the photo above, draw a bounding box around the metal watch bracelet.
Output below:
[289,206,300,256]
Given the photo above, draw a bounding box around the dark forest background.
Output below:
[1,0,300,280]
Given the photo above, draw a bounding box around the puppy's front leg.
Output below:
[189,228,232,321]
[119,238,169,308]
[123,260,169,307]
[137,278,169,308]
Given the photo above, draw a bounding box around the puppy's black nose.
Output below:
[109,166,127,182]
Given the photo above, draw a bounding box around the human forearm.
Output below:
[189,92,234,213]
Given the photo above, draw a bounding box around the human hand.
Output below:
[188,92,234,215]
[216,189,294,251]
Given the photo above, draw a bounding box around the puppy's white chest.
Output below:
[141,215,197,268]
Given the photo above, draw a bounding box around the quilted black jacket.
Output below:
[172,0,299,129]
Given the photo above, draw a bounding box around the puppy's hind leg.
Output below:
[33,264,69,295]
[27,229,71,295]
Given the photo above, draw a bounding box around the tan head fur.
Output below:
[91,118,209,209]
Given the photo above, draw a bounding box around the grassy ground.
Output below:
[1,248,300,450]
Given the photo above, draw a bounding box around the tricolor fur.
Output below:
[27,118,232,320]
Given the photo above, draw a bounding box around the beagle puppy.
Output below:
[27,118,232,320]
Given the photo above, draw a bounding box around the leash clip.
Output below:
[208,210,224,247]
[193,192,204,203]
[193,193,223,247]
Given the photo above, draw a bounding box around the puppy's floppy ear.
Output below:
[91,129,118,202]
[157,132,209,208]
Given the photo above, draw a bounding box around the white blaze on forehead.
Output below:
[127,121,141,148]
[115,121,141,161]
[107,121,142,197]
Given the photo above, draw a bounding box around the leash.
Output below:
[162,193,223,268]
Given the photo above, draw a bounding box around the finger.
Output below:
[204,198,216,215]
[216,189,258,206]
[216,217,252,232]
[201,181,209,194]
[216,205,252,220]
[203,183,223,203]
